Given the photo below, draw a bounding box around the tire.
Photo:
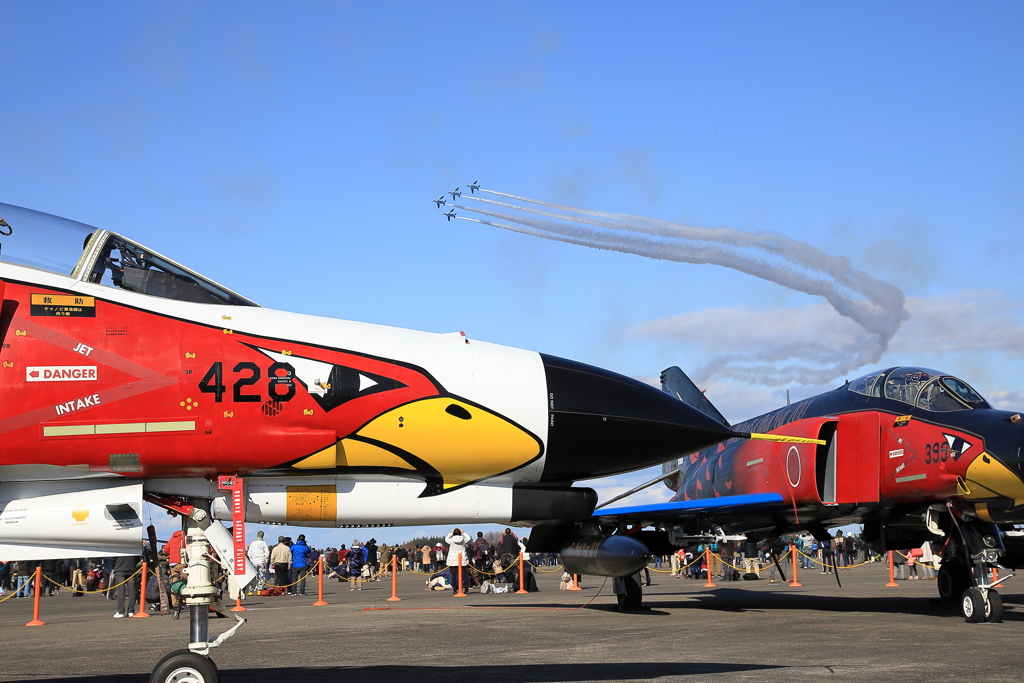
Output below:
[938,562,971,604]
[962,588,985,623]
[149,650,219,683]
[986,590,1004,624]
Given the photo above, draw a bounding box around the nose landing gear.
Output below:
[940,509,1011,623]
[149,501,247,683]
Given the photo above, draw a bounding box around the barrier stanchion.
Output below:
[133,562,151,617]
[386,554,401,602]
[703,548,716,588]
[886,551,899,587]
[570,573,582,591]
[515,552,528,594]
[454,554,467,597]
[313,555,328,606]
[789,544,802,587]
[26,566,44,627]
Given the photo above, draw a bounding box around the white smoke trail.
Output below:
[448,190,910,386]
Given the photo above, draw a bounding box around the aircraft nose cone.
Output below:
[538,354,735,482]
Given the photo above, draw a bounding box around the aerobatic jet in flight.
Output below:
[546,365,1024,621]
[449,187,461,200]
[433,196,446,208]
[467,181,480,194]
[444,209,456,221]
[0,202,760,682]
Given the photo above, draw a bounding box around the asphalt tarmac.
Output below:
[0,560,1020,682]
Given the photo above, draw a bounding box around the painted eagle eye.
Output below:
[311,364,405,412]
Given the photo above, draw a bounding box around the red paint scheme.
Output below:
[676,412,978,512]
[0,281,441,478]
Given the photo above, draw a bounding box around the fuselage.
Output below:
[0,202,735,554]
[664,368,1024,536]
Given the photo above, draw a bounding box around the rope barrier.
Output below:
[791,548,883,570]
[41,566,143,594]
[894,550,939,570]
[325,561,389,584]
[526,561,564,573]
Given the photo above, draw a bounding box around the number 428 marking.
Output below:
[198,361,297,403]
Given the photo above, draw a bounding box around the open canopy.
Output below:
[0,202,257,307]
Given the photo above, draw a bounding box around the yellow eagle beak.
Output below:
[962,452,1024,510]
[292,397,542,492]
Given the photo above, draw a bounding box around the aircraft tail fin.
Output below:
[659,366,730,427]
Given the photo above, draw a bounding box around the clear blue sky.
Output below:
[2,2,1022,548]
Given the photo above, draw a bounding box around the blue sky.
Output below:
[2,2,1022,548]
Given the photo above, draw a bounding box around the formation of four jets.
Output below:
[434,180,480,221]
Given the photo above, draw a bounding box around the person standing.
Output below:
[247,531,270,589]
[499,528,519,561]
[365,539,380,580]
[14,560,34,598]
[445,528,472,594]
[420,545,431,573]
[473,531,491,573]
[111,551,142,618]
[270,536,291,591]
[348,540,366,590]
[290,534,311,596]
[433,543,445,571]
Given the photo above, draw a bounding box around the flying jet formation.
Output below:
[0,202,751,682]
[467,180,480,194]
[433,196,446,208]
[547,365,1024,619]
[444,209,456,221]
[449,187,461,201]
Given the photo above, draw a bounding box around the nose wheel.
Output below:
[149,650,219,683]
[961,587,1003,623]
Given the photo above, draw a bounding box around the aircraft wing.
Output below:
[592,492,784,525]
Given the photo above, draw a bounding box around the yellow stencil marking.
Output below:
[286,485,336,523]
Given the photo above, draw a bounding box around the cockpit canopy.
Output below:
[847,367,989,412]
[0,202,257,307]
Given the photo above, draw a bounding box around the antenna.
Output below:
[786,389,791,406]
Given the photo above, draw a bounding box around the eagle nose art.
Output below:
[342,397,543,492]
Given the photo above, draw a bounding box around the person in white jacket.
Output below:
[247,530,270,587]
[445,528,472,567]
[445,528,472,593]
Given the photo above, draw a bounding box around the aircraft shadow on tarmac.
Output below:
[6,662,786,683]
[641,587,1024,620]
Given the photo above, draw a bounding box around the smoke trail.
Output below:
[446,189,910,386]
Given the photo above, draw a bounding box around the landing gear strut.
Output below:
[941,510,1011,624]
[148,501,247,683]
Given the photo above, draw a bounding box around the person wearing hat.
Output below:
[270,536,291,591]
[247,531,270,590]
[290,534,311,596]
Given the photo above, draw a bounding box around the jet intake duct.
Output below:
[559,534,652,578]
[511,486,597,522]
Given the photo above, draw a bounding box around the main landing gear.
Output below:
[149,501,246,683]
[938,511,1011,624]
